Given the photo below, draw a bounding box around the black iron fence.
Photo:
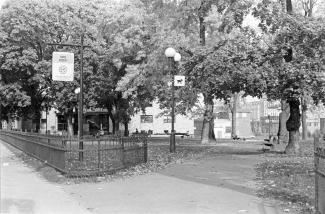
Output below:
[314,136,325,214]
[0,130,147,176]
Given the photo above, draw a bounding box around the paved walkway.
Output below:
[0,141,91,214]
[1,140,284,214]
[63,154,283,214]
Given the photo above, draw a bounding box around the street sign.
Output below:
[174,75,185,86]
[52,52,74,81]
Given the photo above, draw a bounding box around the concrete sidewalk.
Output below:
[64,172,281,214]
[0,141,91,214]
[63,154,284,214]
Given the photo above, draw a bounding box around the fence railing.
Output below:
[314,136,325,214]
[0,130,147,176]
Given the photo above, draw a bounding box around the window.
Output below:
[163,115,175,123]
[57,115,67,131]
[140,115,153,123]
[225,127,232,133]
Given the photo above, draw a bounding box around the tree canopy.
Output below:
[0,0,324,148]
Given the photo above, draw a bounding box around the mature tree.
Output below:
[253,0,325,154]
[131,0,255,143]
[183,27,266,139]
[87,0,153,135]
[0,0,62,131]
[0,0,108,133]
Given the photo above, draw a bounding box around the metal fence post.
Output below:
[121,137,125,166]
[98,140,101,174]
[144,137,148,163]
[315,136,320,213]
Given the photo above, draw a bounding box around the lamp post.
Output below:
[268,114,271,141]
[165,47,181,153]
[74,87,83,160]
[47,34,89,161]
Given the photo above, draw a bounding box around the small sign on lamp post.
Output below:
[174,75,185,86]
[52,52,74,81]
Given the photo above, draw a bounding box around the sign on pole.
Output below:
[52,52,74,81]
[174,75,185,86]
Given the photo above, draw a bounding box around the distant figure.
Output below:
[135,128,139,134]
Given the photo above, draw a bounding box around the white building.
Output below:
[129,102,195,135]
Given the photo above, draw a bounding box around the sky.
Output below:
[0,0,5,9]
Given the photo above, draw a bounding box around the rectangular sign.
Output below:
[52,52,74,81]
[174,75,185,86]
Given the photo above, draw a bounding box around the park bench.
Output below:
[164,130,190,138]
[175,132,190,138]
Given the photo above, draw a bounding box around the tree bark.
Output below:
[108,112,116,134]
[124,122,129,136]
[67,114,74,136]
[34,112,41,132]
[285,98,301,154]
[199,16,205,46]
[198,4,216,144]
[107,114,110,134]
[231,93,238,138]
[114,117,120,134]
[301,97,307,140]
[277,99,289,143]
[286,0,293,13]
[201,95,216,144]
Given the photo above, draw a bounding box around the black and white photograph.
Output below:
[0,0,325,213]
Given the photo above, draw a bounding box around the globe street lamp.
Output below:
[74,87,83,161]
[165,47,181,153]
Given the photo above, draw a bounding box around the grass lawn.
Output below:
[256,140,316,214]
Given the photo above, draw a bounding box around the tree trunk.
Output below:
[34,112,41,132]
[124,122,129,136]
[301,97,307,140]
[201,95,216,144]
[107,114,110,134]
[231,93,239,139]
[277,99,289,143]
[67,114,74,136]
[199,16,205,46]
[114,117,120,134]
[286,0,293,13]
[198,4,215,144]
[285,98,301,154]
[108,111,116,134]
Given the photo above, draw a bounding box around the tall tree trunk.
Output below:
[34,112,41,132]
[286,0,293,13]
[285,98,301,154]
[201,95,216,144]
[277,100,289,143]
[198,3,215,143]
[107,114,110,134]
[301,97,307,140]
[108,112,116,134]
[124,122,129,136]
[231,93,238,138]
[114,115,120,134]
[199,16,205,46]
[308,0,313,17]
[67,114,74,136]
